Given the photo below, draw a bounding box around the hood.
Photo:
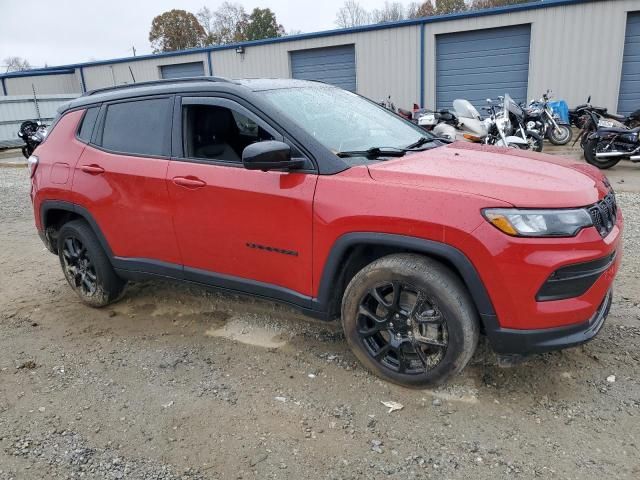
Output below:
[367,142,609,208]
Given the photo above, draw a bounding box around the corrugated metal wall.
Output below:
[0,94,78,147]
[424,0,639,111]
[4,73,81,95]
[211,26,421,108]
[1,0,637,113]
[82,53,210,90]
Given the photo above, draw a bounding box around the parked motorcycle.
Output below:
[571,96,640,150]
[525,91,573,145]
[453,97,536,149]
[582,108,640,169]
[415,109,459,141]
[569,96,640,130]
[17,120,47,159]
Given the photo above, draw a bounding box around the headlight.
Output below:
[483,208,593,237]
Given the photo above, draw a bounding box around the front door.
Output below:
[167,96,317,302]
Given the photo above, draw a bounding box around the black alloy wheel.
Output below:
[357,281,448,374]
[61,236,98,296]
[341,254,479,388]
[57,220,125,307]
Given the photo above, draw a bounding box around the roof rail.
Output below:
[84,76,232,96]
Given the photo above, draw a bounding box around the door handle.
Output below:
[172,176,206,189]
[80,164,105,175]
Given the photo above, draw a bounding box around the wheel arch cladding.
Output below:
[40,201,114,258]
[317,233,498,329]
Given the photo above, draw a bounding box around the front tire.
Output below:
[341,254,479,388]
[584,137,621,169]
[548,124,573,145]
[57,220,126,307]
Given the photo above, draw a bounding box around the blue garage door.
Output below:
[618,12,640,115]
[290,45,356,91]
[160,61,205,79]
[436,24,531,110]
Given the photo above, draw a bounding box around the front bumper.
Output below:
[487,289,612,355]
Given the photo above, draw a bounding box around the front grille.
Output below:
[588,192,618,238]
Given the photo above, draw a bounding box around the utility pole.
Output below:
[132,46,137,57]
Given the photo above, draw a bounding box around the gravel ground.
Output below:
[0,165,639,479]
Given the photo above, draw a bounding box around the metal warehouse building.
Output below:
[1,0,639,114]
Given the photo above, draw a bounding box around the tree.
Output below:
[149,9,206,53]
[470,0,539,9]
[407,1,436,18]
[196,6,216,45]
[244,8,285,41]
[3,56,31,73]
[371,2,406,23]
[201,2,249,45]
[435,0,467,14]
[335,0,370,28]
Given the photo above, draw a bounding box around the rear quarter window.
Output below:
[99,98,172,156]
[77,107,100,143]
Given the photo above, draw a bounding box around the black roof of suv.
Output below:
[63,77,327,113]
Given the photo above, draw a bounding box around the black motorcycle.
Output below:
[17,120,47,159]
[524,91,573,145]
[583,109,640,169]
[571,96,640,150]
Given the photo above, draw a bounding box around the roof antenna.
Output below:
[128,66,136,83]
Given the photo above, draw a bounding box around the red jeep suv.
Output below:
[30,78,622,387]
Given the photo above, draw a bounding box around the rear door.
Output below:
[167,96,317,301]
[72,96,182,269]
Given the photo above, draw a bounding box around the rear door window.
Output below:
[77,107,100,143]
[99,98,172,156]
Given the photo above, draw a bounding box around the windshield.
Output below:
[504,93,523,118]
[452,99,481,120]
[258,86,431,158]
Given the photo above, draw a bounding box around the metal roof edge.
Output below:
[0,0,595,79]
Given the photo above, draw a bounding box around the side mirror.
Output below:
[486,98,493,104]
[242,141,304,172]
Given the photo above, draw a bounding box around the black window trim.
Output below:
[172,93,318,173]
[90,94,175,160]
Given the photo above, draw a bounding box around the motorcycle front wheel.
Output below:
[548,125,573,145]
[583,137,621,169]
[525,130,544,152]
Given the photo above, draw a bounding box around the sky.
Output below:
[0,0,421,69]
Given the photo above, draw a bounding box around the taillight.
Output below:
[28,155,39,177]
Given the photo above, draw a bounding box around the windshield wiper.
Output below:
[336,147,408,159]
[405,136,433,149]
[405,136,451,149]
[336,137,450,159]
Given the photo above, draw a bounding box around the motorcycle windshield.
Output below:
[504,94,524,118]
[453,99,481,120]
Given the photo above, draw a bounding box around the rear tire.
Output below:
[57,220,126,307]
[584,137,621,169]
[548,124,573,145]
[341,254,479,388]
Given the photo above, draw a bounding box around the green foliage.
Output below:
[435,0,467,14]
[194,3,285,45]
[244,8,285,41]
[149,9,206,53]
